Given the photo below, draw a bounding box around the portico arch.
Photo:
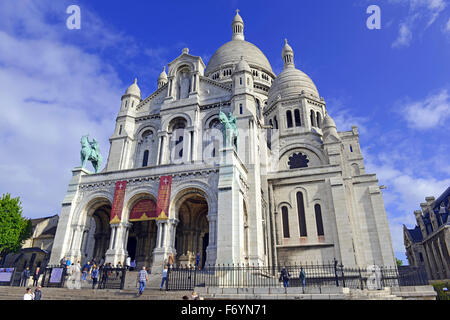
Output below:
[78,197,112,264]
[124,192,159,268]
[171,188,210,267]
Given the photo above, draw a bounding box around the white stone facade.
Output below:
[49,11,396,272]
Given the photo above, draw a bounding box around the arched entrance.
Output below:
[175,192,209,268]
[125,195,158,268]
[81,203,111,264]
[127,220,157,268]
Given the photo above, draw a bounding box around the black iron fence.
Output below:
[166,262,429,291]
[97,267,126,289]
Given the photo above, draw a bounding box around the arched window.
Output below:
[286,110,293,128]
[256,99,261,119]
[316,112,321,128]
[281,206,290,238]
[142,150,149,167]
[118,125,122,135]
[274,116,279,129]
[314,204,324,236]
[170,118,187,161]
[350,145,353,152]
[296,192,307,237]
[310,110,316,127]
[294,109,301,127]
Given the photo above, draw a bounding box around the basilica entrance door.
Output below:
[175,193,209,267]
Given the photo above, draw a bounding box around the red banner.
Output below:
[110,181,127,224]
[129,199,157,221]
[156,175,172,220]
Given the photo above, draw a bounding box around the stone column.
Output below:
[69,224,85,262]
[48,167,90,265]
[206,213,217,266]
[216,147,246,265]
[151,220,172,274]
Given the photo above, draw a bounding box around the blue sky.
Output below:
[0,0,449,264]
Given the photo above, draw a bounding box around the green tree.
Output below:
[395,258,403,267]
[0,193,32,258]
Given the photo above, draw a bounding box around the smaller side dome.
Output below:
[125,78,141,97]
[158,67,168,88]
[322,113,340,142]
[158,66,168,80]
[234,56,251,73]
[322,113,337,129]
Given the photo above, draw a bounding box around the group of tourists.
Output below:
[280,267,306,288]
[23,286,42,300]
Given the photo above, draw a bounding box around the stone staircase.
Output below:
[0,286,190,300]
[123,271,164,290]
[343,288,403,300]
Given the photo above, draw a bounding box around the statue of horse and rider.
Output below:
[80,135,103,173]
[219,108,239,151]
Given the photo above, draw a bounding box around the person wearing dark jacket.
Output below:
[280,267,290,288]
[34,286,42,300]
[32,267,40,286]
[20,267,31,287]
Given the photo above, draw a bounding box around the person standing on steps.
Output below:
[91,265,99,289]
[34,286,42,300]
[137,266,148,296]
[160,265,168,291]
[20,267,30,287]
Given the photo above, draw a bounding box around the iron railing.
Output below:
[166,262,429,291]
[97,267,126,289]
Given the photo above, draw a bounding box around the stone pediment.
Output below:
[136,84,168,114]
[199,77,232,101]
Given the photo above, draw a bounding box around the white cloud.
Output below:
[402,89,450,130]
[390,0,447,48]
[364,149,450,259]
[392,22,413,47]
[325,98,370,134]
[445,17,450,33]
[0,1,126,219]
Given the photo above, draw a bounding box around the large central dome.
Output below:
[204,10,274,78]
[205,40,273,77]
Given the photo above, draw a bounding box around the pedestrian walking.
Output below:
[91,265,99,289]
[160,266,168,291]
[280,267,290,288]
[34,286,42,300]
[20,267,31,287]
[195,253,201,270]
[299,267,306,289]
[81,261,91,281]
[137,266,148,296]
[32,267,40,286]
[23,287,34,300]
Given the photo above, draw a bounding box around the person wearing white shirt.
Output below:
[23,288,34,300]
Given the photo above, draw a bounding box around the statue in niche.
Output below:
[177,70,191,100]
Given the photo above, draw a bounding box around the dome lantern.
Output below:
[232,9,245,41]
[282,39,295,69]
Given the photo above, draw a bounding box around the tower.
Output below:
[106,78,141,171]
